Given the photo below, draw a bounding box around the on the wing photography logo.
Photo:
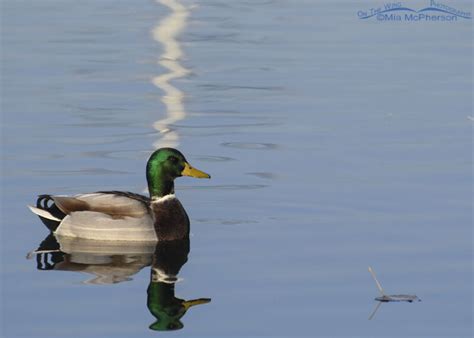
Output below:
[357,0,472,22]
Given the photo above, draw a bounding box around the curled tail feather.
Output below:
[29,195,66,231]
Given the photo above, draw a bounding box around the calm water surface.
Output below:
[1,0,472,337]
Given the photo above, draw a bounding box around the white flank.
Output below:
[27,205,61,222]
[55,211,158,242]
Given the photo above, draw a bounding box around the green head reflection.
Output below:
[147,281,210,331]
[147,238,211,331]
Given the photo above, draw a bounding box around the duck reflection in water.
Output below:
[30,233,155,284]
[29,200,211,331]
[148,238,211,331]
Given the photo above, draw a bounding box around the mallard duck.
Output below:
[28,148,210,241]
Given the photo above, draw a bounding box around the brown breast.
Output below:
[151,197,190,241]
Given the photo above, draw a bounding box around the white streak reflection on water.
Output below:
[151,0,191,149]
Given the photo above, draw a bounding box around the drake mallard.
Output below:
[28,148,210,241]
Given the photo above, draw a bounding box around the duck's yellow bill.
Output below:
[182,298,211,311]
[181,162,211,179]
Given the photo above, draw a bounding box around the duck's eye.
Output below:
[168,156,179,163]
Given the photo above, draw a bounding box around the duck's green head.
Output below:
[146,148,210,198]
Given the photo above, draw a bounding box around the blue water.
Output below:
[1,0,472,337]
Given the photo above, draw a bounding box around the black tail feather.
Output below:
[35,233,64,270]
[35,195,66,231]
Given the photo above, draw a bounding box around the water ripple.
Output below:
[194,218,258,225]
[79,150,150,160]
[32,168,130,176]
[198,83,284,91]
[221,142,279,150]
[168,122,278,129]
[245,172,277,180]
[193,155,236,162]
[179,184,268,191]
